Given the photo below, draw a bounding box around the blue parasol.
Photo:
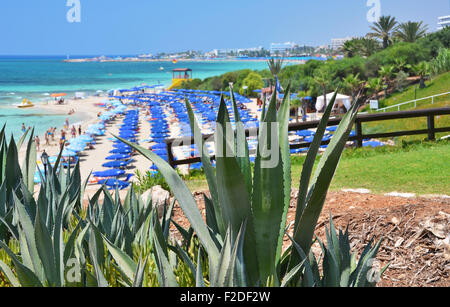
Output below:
[92,169,125,178]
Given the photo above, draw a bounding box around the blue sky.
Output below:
[0,0,448,55]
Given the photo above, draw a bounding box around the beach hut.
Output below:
[315,92,351,114]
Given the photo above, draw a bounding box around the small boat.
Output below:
[159,67,165,71]
[15,99,34,108]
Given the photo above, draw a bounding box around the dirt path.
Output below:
[170,190,449,287]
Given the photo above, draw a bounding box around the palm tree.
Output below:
[393,57,412,74]
[313,67,331,111]
[413,61,430,88]
[366,77,384,100]
[267,57,284,78]
[378,65,395,97]
[359,38,381,57]
[341,40,358,58]
[343,73,364,102]
[395,21,428,43]
[378,65,395,84]
[367,15,398,49]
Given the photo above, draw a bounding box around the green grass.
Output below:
[361,71,450,143]
[368,71,450,111]
[185,141,450,195]
[320,141,449,195]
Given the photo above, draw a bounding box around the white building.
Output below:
[331,37,354,51]
[438,15,450,30]
[270,42,297,55]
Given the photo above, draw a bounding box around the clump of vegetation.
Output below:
[0,86,387,287]
[133,169,171,194]
[174,21,449,111]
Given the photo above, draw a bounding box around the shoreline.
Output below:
[64,58,307,64]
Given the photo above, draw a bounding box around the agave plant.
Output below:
[0,82,386,287]
[117,83,385,287]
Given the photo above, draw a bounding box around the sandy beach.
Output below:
[16,96,154,197]
[17,93,267,199]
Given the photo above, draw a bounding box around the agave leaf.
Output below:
[211,227,233,287]
[152,209,168,257]
[5,137,22,194]
[35,207,58,286]
[0,135,6,185]
[132,256,148,287]
[22,128,36,193]
[328,215,342,270]
[114,136,220,270]
[163,198,175,240]
[321,231,340,287]
[0,259,20,287]
[286,233,315,287]
[0,214,18,241]
[16,128,30,151]
[153,231,178,287]
[53,186,71,285]
[185,98,225,236]
[88,227,109,287]
[203,194,220,235]
[274,83,292,268]
[228,220,247,287]
[251,90,285,283]
[63,221,82,264]
[295,92,337,220]
[196,247,205,287]
[294,99,360,256]
[354,240,383,287]
[13,192,43,281]
[170,244,196,280]
[0,240,43,287]
[280,258,306,287]
[102,233,137,281]
[215,97,259,285]
[229,88,252,195]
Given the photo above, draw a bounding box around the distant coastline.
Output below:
[63,57,311,64]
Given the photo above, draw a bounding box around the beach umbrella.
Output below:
[326,126,338,132]
[102,160,131,168]
[61,149,77,157]
[98,179,130,190]
[106,154,131,160]
[78,135,94,142]
[110,148,132,154]
[363,141,384,148]
[296,130,315,137]
[66,144,85,153]
[93,169,126,178]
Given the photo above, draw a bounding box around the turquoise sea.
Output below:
[0,56,269,138]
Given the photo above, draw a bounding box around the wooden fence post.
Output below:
[427,115,435,141]
[355,120,363,148]
[165,140,176,168]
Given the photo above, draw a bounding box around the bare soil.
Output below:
[170,191,449,287]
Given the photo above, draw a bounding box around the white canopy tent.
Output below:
[315,92,351,113]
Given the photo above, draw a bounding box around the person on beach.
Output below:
[21,123,26,133]
[45,131,50,146]
[65,118,69,130]
[78,125,82,136]
[35,136,40,151]
[60,130,66,147]
[71,126,76,139]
